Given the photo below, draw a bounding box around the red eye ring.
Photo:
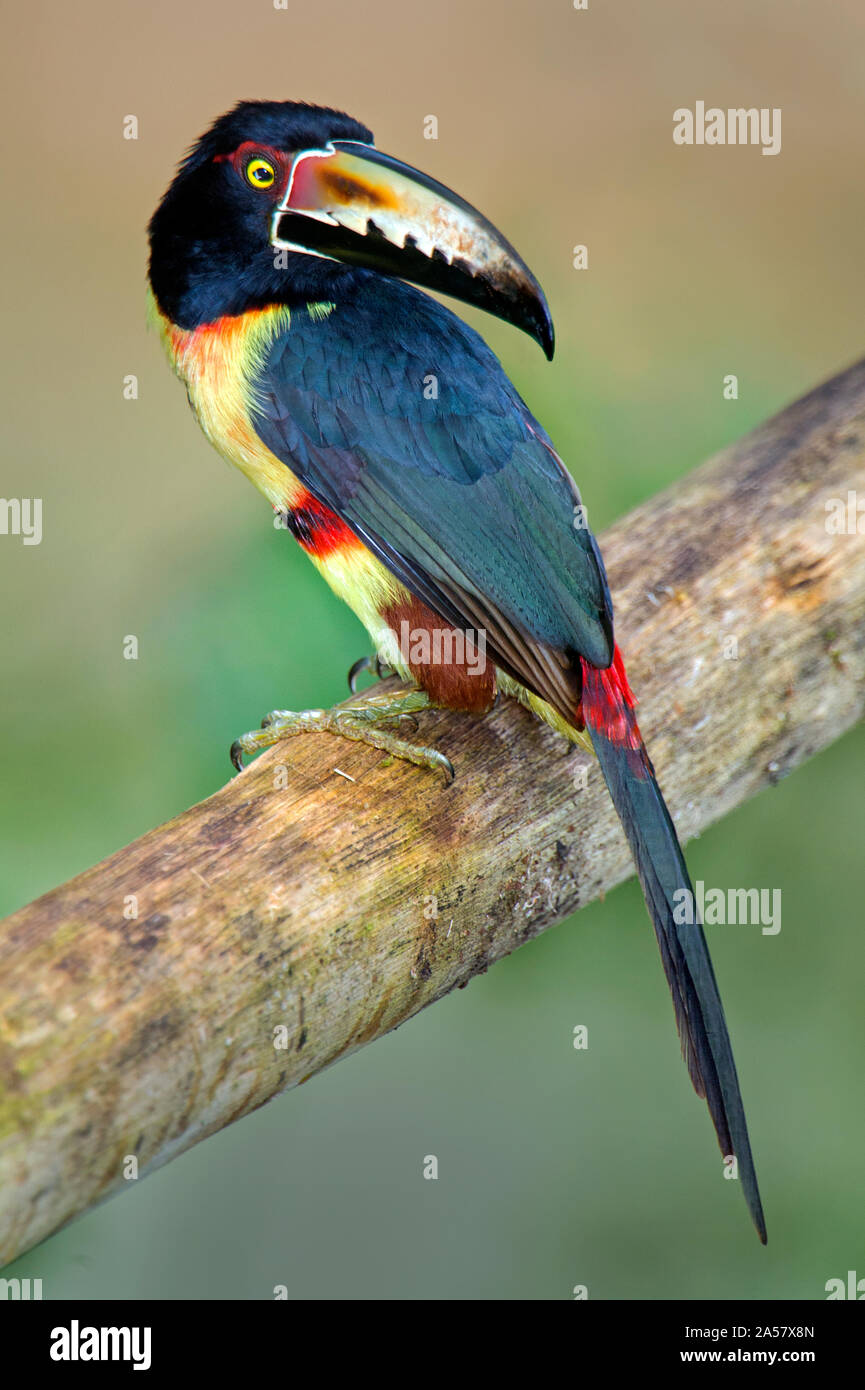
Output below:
[213,142,287,194]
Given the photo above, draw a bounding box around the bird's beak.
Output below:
[271,141,554,359]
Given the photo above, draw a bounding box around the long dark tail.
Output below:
[581,646,766,1243]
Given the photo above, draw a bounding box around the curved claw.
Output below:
[439,755,456,787]
[230,740,245,772]
[348,655,395,692]
[347,656,374,693]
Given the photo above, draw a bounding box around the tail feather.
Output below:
[581,646,766,1243]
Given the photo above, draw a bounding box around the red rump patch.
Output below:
[581,644,646,765]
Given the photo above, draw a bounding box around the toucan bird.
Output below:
[148,100,765,1242]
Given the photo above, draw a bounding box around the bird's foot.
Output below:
[230,687,454,783]
[346,654,393,693]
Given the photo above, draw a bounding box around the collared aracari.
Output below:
[148,100,765,1242]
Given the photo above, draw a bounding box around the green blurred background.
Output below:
[1,0,863,1299]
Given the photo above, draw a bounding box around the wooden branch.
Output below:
[2,361,864,1266]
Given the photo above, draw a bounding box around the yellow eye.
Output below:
[245,157,276,190]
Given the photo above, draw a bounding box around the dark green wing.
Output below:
[251,275,613,716]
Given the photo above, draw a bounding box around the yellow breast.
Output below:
[147,289,412,666]
[147,289,306,511]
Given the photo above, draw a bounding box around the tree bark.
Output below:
[1,360,864,1265]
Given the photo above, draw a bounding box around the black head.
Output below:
[148,99,554,356]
